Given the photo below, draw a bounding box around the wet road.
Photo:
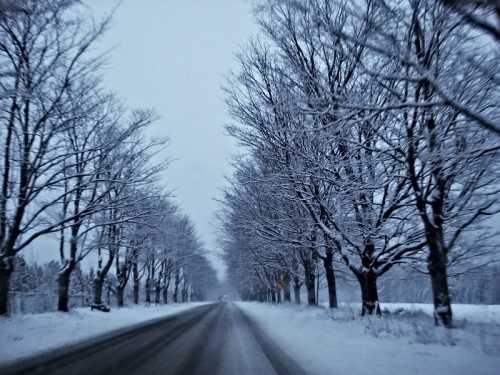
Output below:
[0,302,308,375]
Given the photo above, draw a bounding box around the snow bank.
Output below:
[0,303,210,364]
[237,302,500,375]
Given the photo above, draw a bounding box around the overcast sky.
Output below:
[80,1,258,279]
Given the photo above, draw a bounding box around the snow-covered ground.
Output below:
[336,302,500,324]
[0,303,210,364]
[237,302,500,375]
[380,303,500,324]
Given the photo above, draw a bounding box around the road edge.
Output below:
[0,303,215,374]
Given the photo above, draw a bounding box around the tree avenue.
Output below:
[219,0,500,328]
[0,0,217,316]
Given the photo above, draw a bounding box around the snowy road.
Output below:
[0,302,308,375]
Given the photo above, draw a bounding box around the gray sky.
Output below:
[83,1,257,279]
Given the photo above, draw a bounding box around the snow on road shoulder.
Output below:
[351,303,500,324]
[237,302,500,375]
[0,302,210,364]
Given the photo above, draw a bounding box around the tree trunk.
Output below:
[133,262,139,304]
[155,280,161,304]
[94,246,114,306]
[357,271,381,316]
[94,269,113,306]
[283,273,291,302]
[106,282,112,306]
[323,250,338,308]
[0,258,13,315]
[304,264,316,305]
[162,288,168,304]
[293,277,301,305]
[58,267,73,312]
[115,259,129,308]
[428,245,453,327]
[301,249,317,306]
[116,285,124,307]
[261,289,266,302]
[94,277,104,305]
[173,270,180,303]
[163,277,170,304]
[277,288,282,303]
[145,278,151,304]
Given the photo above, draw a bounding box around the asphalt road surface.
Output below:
[0,302,308,375]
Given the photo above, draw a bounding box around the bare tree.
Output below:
[220,0,500,329]
[0,0,110,315]
[442,0,500,41]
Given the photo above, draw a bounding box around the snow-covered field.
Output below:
[335,302,500,324]
[237,302,500,375]
[0,303,209,364]
[379,303,500,324]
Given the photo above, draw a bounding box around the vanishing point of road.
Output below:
[0,302,308,375]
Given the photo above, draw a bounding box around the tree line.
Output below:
[8,213,217,314]
[218,0,500,328]
[0,0,217,315]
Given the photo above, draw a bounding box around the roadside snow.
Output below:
[0,303,209,364]
[336,303,500,324]
[237,302,500,375]
[380,303,500,324]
